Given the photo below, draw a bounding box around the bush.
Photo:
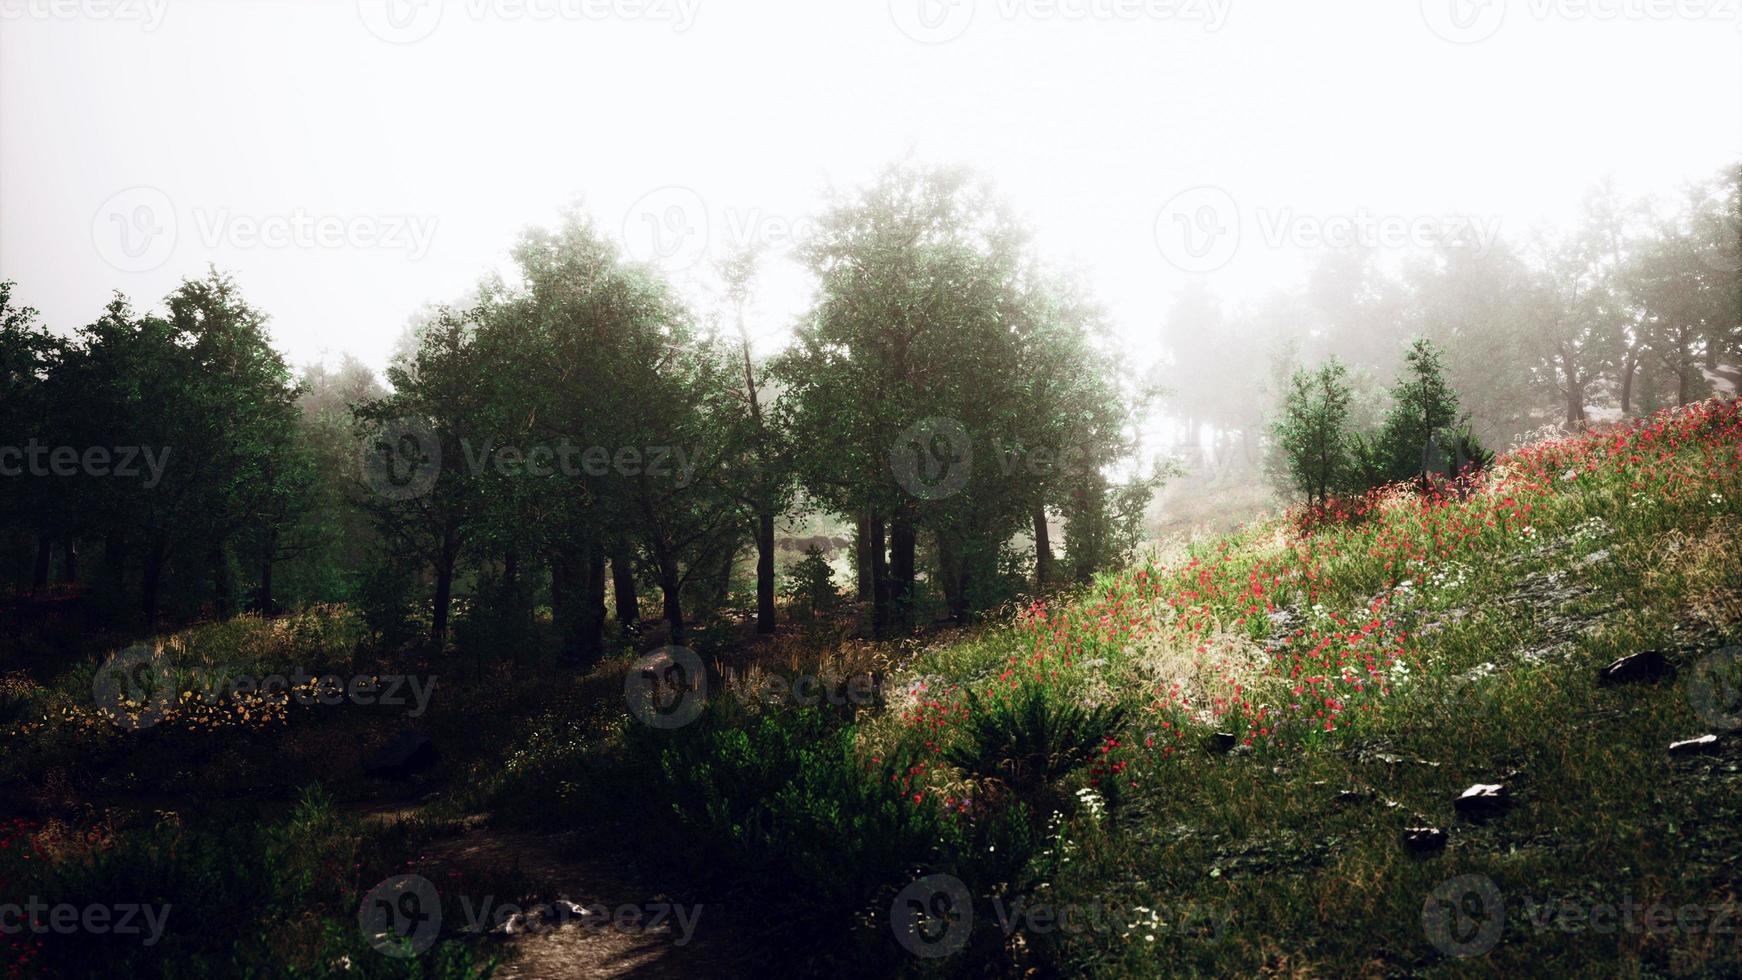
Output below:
[944,681,1126,812]
[781,545,839,621]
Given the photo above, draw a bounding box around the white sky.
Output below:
[2,0,1738,383]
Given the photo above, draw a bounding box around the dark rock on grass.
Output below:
[1597,649,1673,687]
[1334,789,1371,804]
[1453,783,1511,821]
[365,731,437,780]
[1402,827,1447,856]
[1206,731,1238,753]
[1668,734,1722,757]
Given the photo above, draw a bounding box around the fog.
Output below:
[4,0,1736,383]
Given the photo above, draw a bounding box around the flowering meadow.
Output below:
[836,397,1742,974]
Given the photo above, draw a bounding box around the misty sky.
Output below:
[2,0,1738,380]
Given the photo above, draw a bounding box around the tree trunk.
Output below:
[552,549,604,663]
[503,549,518,587]
[61,538,77,584]
[889,515,917,633]
[431,528,457,649]
[869,516,888,639]
[253,527,276,615]
[855,515,872,600]
[1620,350,1639,417]
[755,512,775,634]
[31,534,51,592]
[1032,506,1053,591]
[612,549,638,632]
[588,549,607,649]
[656,547,685,646]
[210,545,234,620]
[141,537,167,626]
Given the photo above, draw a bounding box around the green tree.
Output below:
[1273,359,1354,508]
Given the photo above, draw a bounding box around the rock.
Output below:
[1597,650,1673,686]
[364,731,437,780]
[1334,789,1370,805]
[1206,732,1238,753]
[1402,827,1446,856]
[1453,783,1511,820]
[1669,734,1721,756]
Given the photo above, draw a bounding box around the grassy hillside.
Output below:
[4,398,1739,978]
[610,397,1742,976]
[891,396,1742,976]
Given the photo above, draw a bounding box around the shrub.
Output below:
[944,681,1126,811]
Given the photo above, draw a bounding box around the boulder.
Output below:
[1402,827,1446,856]
[1453,783,1511,820]
[364,731,437,780]
[1597,650,1673,686]
[1668,734,1721,757]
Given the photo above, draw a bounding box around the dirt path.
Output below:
[421,828,742,980]
[398,818,750,979]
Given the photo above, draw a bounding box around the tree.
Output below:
[1273,359,1354,508]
